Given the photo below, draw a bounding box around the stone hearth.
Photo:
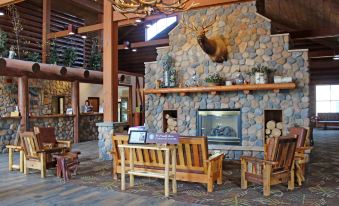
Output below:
[144,2,309,159]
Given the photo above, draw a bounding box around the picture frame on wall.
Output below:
[128,131,148,144]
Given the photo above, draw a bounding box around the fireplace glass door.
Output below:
[197,109,241,145]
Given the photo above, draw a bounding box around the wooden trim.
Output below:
[77,23,103,34]
[0,0,24,6]
[144,83,297,95]
[118,38,169,50]
[47,24,74,39]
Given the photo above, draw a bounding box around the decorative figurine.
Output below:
[160,54,176,88]
[185,72,200,87]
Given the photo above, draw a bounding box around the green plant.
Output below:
[88,37,102,70]
[0,28,8,57]
[26,51,41,62]
[249,64,271,75]
[7,5,23,59]
[63,46,77,67]
[205,73,223,83]
[48,40,58,64]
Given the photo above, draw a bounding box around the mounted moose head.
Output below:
[181,15,228,63]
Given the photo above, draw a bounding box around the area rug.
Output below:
[67,134,339,206]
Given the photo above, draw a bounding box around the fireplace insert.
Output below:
[197,109,241,145]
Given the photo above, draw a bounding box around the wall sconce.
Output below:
[123,41,130,50]
[0,9,5,16]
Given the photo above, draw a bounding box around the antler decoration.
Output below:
[109,0,198,16]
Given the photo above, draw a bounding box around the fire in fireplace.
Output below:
[197,109,241,145]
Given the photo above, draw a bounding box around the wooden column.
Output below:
[42,0,51,63]
[18,76,29,131]
[72,81,79,143]
[103,0,118,122]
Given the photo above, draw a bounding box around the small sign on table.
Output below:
[147,133,179,145]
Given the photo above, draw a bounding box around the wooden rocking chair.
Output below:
[20,132,65,178]
[241,135,297,196]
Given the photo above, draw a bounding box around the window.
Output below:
[316,85,339,114]
[146,16,177,41]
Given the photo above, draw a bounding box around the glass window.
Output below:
[316,85,339,114]
[146,16,177,41]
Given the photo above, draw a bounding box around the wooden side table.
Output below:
[118,144,177,197]
[52,151,80,181]
[6,145,24,173]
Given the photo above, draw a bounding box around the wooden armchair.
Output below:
[33,127,72,150]
[20,132,65,178]
[289,127,311,186]
[241,135,297,196]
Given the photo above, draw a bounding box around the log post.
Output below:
[72,81,79,143]
[18,76,29,131]
[42,0,51,63]
[103,0,118,122]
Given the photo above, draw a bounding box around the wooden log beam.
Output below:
[77,23,103,34]
[72,81,79,143]
[103,0,119,122]
[69,0,102,13]
[0,0,24,6]
[118,38,169,50]
[18,76,29,131]
[0,58,103,84]
[47,24,75,39]
[42,0,51,63]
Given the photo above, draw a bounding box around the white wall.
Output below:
[79,83,104,106]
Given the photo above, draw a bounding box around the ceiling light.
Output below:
[132,48,137,52]
[69,32,75,35]
[135,19,142,23]
[123,41,130,50]
[81,35,87,39]
[0,11,4,16]
[333,55,339,60]
[146,24,151,28]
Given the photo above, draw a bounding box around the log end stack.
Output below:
[265,120,283,139]
[165,114,178,133]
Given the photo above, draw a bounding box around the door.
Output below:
[88,97,100,113]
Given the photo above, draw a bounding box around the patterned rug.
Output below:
[67,131,339,206]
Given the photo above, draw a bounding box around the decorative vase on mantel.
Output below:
[255,72,268,84]
[160,54,176,88]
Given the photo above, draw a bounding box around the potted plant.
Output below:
[63,46,77,67]
[205,73,223,86]
[48,40,58,65]
[0,28,8,57]
[88,37,102,70]
[250,64,271,84]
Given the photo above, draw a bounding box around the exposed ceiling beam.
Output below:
[77,23,103,34]
[118,38,169,50]
[0,0,24,6]
[290,28,339,40]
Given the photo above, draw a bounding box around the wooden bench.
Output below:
[317,113,339,129]
[112,135,224,192]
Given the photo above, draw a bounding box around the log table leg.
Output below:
[165,149,170,197]
[172,148,177,194]
[8,148,13,171]
[120,147,126,191]
[130,148,134,187]
[20,150,24,173]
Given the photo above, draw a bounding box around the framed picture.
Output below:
[128,131,147,144]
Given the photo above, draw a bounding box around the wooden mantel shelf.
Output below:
[144,83,296,96]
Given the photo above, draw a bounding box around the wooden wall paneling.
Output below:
[72,81,79,143]
[42,0,50,63]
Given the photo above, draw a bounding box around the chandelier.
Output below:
[109,0,198,16]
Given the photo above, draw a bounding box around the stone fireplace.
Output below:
[144,2,310,159]
[197,109,241,145]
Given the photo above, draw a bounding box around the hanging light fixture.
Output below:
[0,9,5,16]
[109,0,199,16]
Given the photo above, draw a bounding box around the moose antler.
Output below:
[180,14,198,32]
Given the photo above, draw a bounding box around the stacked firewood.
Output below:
[265,120,283,138]
[165,114,178,133]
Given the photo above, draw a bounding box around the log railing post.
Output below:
[42,0,51,63]
[72,81,79,143]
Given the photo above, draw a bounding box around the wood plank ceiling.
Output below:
[257,0,339,84]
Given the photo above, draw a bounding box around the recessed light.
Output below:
[135,19,142,23]
[81,35,87,39]
[132,48,137,52]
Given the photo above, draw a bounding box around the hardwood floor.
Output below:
[0,141,197,206]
